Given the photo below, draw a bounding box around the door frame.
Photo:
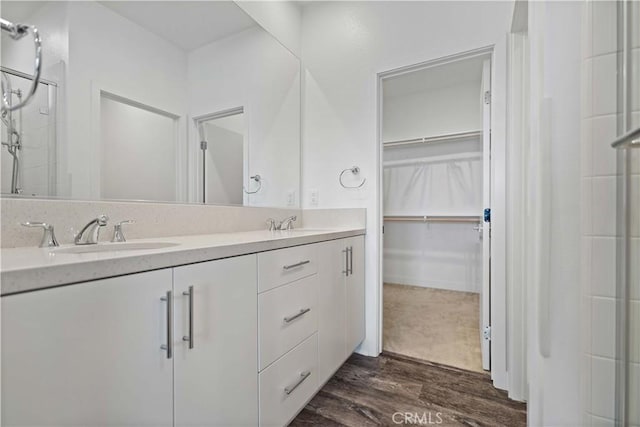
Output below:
[192,106,248,205]
[375,45,509,388]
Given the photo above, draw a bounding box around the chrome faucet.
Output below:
[266,215,297,231]
[75,215,109,245]
[279,215,297,230]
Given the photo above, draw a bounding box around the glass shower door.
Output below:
[0,69,56,197]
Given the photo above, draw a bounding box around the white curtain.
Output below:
[383,152,482,216]
[382,149,483,292]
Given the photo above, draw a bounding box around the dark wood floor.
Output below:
[291,352,526,427]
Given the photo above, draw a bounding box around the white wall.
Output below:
[234,0,302,57]
[66,1,188,201]
[525,1,582,425]
[384,222,482,293]
[301,1,513,358]
[188,26,300,208]
[100,95,178,202]
[383,83,482,142]
[1,1,69,81]
[204,121,244,205]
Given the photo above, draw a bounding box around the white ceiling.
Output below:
[384,55,488,98]
[1,1,48,23]
[98,1,257,51]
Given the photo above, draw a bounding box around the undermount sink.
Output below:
[54,242,179,254]
[280,228,329,232]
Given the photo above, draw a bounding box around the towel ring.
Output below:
[339,166,366,189]
[0,20,42,112]
[244,174,262,194]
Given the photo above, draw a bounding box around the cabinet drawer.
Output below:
[259,333,318,427]
[258,244,318,293]
[259,275,318,370]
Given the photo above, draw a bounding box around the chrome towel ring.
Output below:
[244,174,262,194]
[339,166,366,189]
[1,18,42,112]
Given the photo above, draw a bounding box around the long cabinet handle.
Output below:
[284,371,311,395]
[342,248,349,276]
[283,260,310,270]
[182,286,194,349]
[283,308,311,323]
[160,291,173,359]
[350,246,354,274]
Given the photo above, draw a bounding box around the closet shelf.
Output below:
[383,130,482,148]
[384,215,481,223]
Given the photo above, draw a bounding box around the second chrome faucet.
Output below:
[74,215,109,245]
[266,215,297,231]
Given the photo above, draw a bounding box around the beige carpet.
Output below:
[383,283,484,373]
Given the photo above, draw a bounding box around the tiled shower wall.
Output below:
[581,1,640,425]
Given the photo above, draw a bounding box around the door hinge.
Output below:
[483,325,491,341]
[200,140,208,150]
[484,90,491,104]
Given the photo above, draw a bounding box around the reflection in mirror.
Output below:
[100,92,181,202]
[0,1,300,208]
[1,68,57,196]
[196,109,246,205]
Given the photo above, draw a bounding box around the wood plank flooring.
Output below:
[290,352,526,427]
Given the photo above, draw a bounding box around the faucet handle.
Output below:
[112,220,134,242]
[266,218,277,231]
[21,222,59,248]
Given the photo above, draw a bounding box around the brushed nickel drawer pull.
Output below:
[284,371,311,395]
[283,260,310,270]
[160,291,173,359]
[283,308,311,323]
[182,286,194,349]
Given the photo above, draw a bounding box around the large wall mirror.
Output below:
[0,1,301,208]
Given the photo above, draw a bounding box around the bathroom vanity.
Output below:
[1,228,365,427]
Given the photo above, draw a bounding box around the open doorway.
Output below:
[194,107,247,205]
[380,49,492,373]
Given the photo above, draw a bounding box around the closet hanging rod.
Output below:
[383,130,482,148]
[384,215,481,223]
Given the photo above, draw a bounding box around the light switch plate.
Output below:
[309,189,319,207]
[286,191,296,206]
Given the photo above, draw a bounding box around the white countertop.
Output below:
[1,228,365,295]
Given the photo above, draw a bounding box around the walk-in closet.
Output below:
[382,52,492,373]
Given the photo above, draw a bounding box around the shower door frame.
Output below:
[613,1,636,425]
[0,66,58,197]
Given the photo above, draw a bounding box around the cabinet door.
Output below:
[173,255,258,427]
[317,240,347,384]
[346,236,366,353]
[1,270,174,426]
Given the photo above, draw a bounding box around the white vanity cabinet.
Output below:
[317,236,366,386]
[173,255,258,427]
[0,234,365,427]
[1,269,175,426]
[345,236,366,353]
[1,255,258,427]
